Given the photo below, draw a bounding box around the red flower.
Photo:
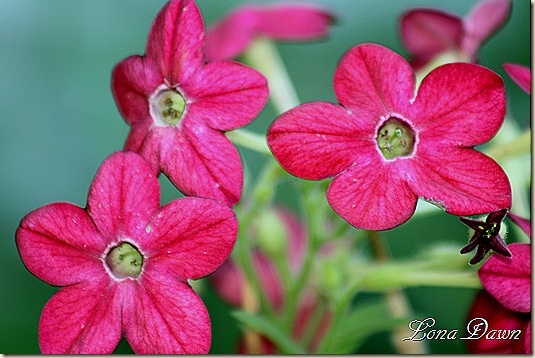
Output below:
[111,0,268,206]
[400,0,510,69]
[503,63,531,94]
[210,207,331,353]
[466,291,530,354]
[204,3,334,61]
[267,43,511,230]
[467,243,531,353]
[15,152,237,354]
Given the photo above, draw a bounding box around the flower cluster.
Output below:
[16,0,268,353]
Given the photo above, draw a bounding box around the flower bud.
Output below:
[254,209,288,260]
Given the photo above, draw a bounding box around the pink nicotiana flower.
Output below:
[467,243,531,353]
[210,207,331,353]
[15,151,238,354]
[267,43,511,231]
[400,0,510,70]
[111,0,268,207]
[466,290,530,354]
[204,3,335,61]
[503,63,531,94]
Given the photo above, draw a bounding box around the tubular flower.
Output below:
[15,151,238,354]
[399,0,510,70]
[467,243,531,353]
[204,3,335,61]
[267,43,511,231]
[111,0,269,206]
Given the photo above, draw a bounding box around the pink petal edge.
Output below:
[479,243,531,313]
[87,151,160,241]
[503,63,531,94]
[39,281,122,354]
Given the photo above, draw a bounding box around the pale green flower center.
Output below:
[105,242,143,279]
[150,89,186,126]
[376,118,415,159]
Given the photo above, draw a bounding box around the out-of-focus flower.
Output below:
[210,206,331,353]
[400,0,510,70]
[467,243,531,353]
[503,63,531,94]
[459,209,511,265]
[466,290,530,354]
[204,3,335,61]
[16,151,238,354]
[111,0,268,206]
[267,43,511,231]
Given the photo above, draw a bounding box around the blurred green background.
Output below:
[0,0,529,354]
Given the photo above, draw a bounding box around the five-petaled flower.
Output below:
[267,43,511,231]
[204,3,334,61]
[111,0,269,207]
[466,243,531,354]
[459,208,511,265]
[399,0,510,70]
[15,151,238,354]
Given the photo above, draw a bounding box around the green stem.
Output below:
[281,181,325,330]
[229,37,302,326]
[484,128,531,162]
[242,37,301,113]
[227,129,271,154]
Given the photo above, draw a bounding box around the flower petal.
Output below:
[124,116,153,154]
[333,43,415,119]
[408,147,511,214]
[462,0,511,57]
[204,4,333,61]
[146,0,205,84]
[268,102,374,180]
[327,160,417,230]
[412,63,505,147]
[204,6,258,61]
[508,212,532,238]
[479,243,531,313]
[124,272,210,354]
[142,197,237,280]
[503,63,531,94]
[39,280,122,354]
[185,60,268,131]
[159,123,243,206]
[254,4,334,41]
[399,9,463,61]
[87,152,160,240]
[16,202,106,286]
[466,290,530,354]
[111,55,161,125]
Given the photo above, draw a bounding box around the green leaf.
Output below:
[231,310,305,354]
[326,302,406,354]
